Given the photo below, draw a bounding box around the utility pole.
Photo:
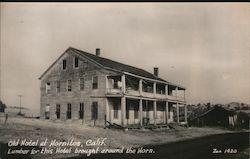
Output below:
[18,95,23,114]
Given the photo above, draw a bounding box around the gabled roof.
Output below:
[39,47,185,88]
[70,47,166,82]
[190,106,235,121]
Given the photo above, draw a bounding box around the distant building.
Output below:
[39,47,187,127]
[189,106,249,129]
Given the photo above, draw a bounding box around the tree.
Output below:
[0,100,7,112]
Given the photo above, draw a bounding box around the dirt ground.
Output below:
[0,116,241,159]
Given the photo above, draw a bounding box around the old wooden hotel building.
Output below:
[39,47,187,127]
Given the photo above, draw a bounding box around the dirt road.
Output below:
[68,132,249,159]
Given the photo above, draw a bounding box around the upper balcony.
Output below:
[106,74,186,102]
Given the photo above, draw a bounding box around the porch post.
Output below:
[176,103,179,123]
[184,104,187,123]
[139,79,142,95]
[165,101,169,124]
[154,101,157,126]
[165,84,168,97]
[184,90,186,100]
[153,82,156,97]
[105,75,108,94]
[122,75,126,94]
[121,97,126,126]
[105,98,109,123]
[139,99,143,127]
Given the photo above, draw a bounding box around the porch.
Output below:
[105,97,187,127]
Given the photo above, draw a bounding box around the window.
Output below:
[114,104,118,119]
[126,105,130,119]
[79,78,84,90]
[46,82,51,94]
[79,103,84,119]
[67,80,72,92]
[45,104,50,119]
[62,59,67,70]
[91,102,98,120]
[67,104,71,119]
[74,57,79,68]
[56,104,60,119]
[56,81,60,92]
[92,76,98,89]
[134,105,139,119]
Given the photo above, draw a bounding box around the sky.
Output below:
[0,3,249,114]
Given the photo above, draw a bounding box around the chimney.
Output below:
[96,48,100,56]
[154,67,159,77]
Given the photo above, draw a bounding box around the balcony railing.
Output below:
[126,88,140,96]
[106,88,123,95]
[167,95,185,101]
[106,88,185,101]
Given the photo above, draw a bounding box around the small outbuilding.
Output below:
[189,106,237,128]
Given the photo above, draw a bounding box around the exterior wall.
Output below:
[40,49,187,127]
[40,51,111,126]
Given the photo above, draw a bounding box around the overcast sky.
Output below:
[1,3,249,114]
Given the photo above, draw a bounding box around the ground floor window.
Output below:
[114,104,118,119]
[67,103,72,119]
[126,105,130,119]
[79,103,84,119]
[91,102,98,120]
[45,104,50,119]
[56,104,60,119]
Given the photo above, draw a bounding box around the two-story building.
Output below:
[39,47,187,127]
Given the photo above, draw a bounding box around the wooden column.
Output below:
[122,75,126,94]
[176,103,179,123]
[139,79,142,95]
[105,75,108,93]
[153,82,156,97]
[121,75,126,126]
[165,85,168,97]
[154,101,157,126]
[184,90,186,100]
[121,97,126,126]
[139,99,143,127]
[105,98,109,123]
[165,101,169,124]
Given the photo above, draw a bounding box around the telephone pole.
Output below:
[18,95,23,114]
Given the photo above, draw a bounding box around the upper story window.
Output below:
[79,78,84,90]
[67,80,72,92]
[74,57,79,68]
[56,104,60,119]
[92,76,98,89]
[62,59,67,70]
[45,104,50,119]
[46,82,51,94]
[56,81,60,92]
